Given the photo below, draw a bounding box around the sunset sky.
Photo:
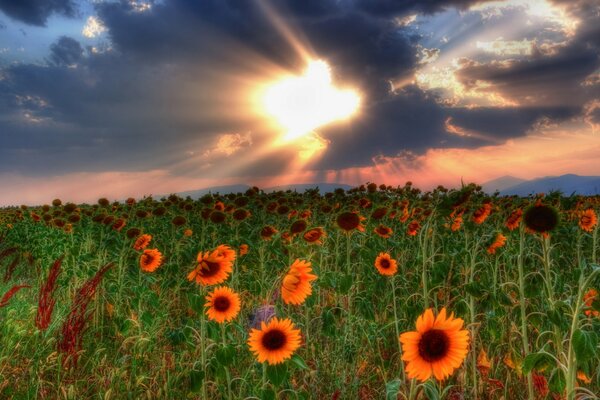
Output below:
[0,0,599,205]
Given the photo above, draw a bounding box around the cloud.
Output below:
[0,0,77,26]
[0,0,596,194]
[82,16,106,39]
[48,36,83,67]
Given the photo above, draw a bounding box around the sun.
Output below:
[262,60,361,141]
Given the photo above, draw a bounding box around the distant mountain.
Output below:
[175,184,251,199]
[481,176,527,193]
[171,182,353,199]
[499,174,600,196]
[264,183,353,193]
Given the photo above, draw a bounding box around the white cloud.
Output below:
[82,16,106,39]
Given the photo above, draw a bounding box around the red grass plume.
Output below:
[58,262,113,368]
[0,284,30,308]
[36,257,63,331]
[3,254,20,282]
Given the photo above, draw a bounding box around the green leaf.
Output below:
[290,354,309,370]
[464,282,485,298]
[385,379,401,400]
[549,368,566,393]
[216,345,236,366]
[522,352,554,374]
[546,308,568,328]
[259,388,276,400]
[422,380,440,400]
[572,329,598,363]
[189,370,205,393]
[339,274,353,294]
[266,363,289,386]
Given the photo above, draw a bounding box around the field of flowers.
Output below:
[0,182,599,400]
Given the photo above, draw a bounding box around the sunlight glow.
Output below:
[262,60,360,141]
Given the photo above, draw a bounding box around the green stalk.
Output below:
[518,226,535,400]
[391,275,405,381]
[542,236,563,356]
[221,325,233,400]
[565,267,600,400]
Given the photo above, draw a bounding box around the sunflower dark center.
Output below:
[143,254,155,265]
[379,258,391,269]
[337,213,360,231]
[261,329,287,351]
[418,329,450,362]
[213,296,231,312]
[200,260,221,277]
[524,205,559,233]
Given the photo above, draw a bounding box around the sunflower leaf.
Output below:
[266,363,289,386]
[385,378,400,400]
[290,354,309,370]
[572,329,598,363]
[189,370,205,393]
[522,352,554,374]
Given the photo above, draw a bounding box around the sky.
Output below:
[0,0,599,205]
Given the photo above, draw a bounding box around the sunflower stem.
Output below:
[391,276,405,382]
[199,288,208,400]
[221,324,233,400]
[518,226,535,400]
[565,267,600,400]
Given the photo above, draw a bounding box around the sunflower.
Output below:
[239,244,249,256]
[281,259,317,305]
[407,221,420,236]
[336,212,365,233]
[487,233,507,255]
[374,224,393,239]
[524,203,559,234]
[400,308,469,382]
[505,209,523,231]
[450,215,463,232]
[303,227,326,245]
[583,289,599,317]
[247,317,302,365]
[579,208,597,232]
[472,203,492,225]
[374,252,397,276]
[187,245,236,286]
[290,219,308,235]
[260,225,278,240]
[140,248,163,272]
[204,286,241,323]
[133,234,152,251]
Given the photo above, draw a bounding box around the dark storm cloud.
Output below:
[0,0,596,179]
[48,36,83,67]
[354,0,494,16]
[0,0,77,26]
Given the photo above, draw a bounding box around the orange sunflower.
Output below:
[336,211,365,233]
[407,220,420,236]
[487,233,507,255]
[140,248,163,272]
[187,244,236,286]
[400,308,469,382]
[133,234,152,251]
[472,203,492,225]
[583,289,599,317]
[579,208,598,232]
[281,259,317,305]
[374,252,398,276]
[505,209,523,231]
[303,227,326,245]
[205,286,241,323]
[374,224,393,239]
[247,317,302,365]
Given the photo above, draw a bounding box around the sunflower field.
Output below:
[0,182,599,399]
